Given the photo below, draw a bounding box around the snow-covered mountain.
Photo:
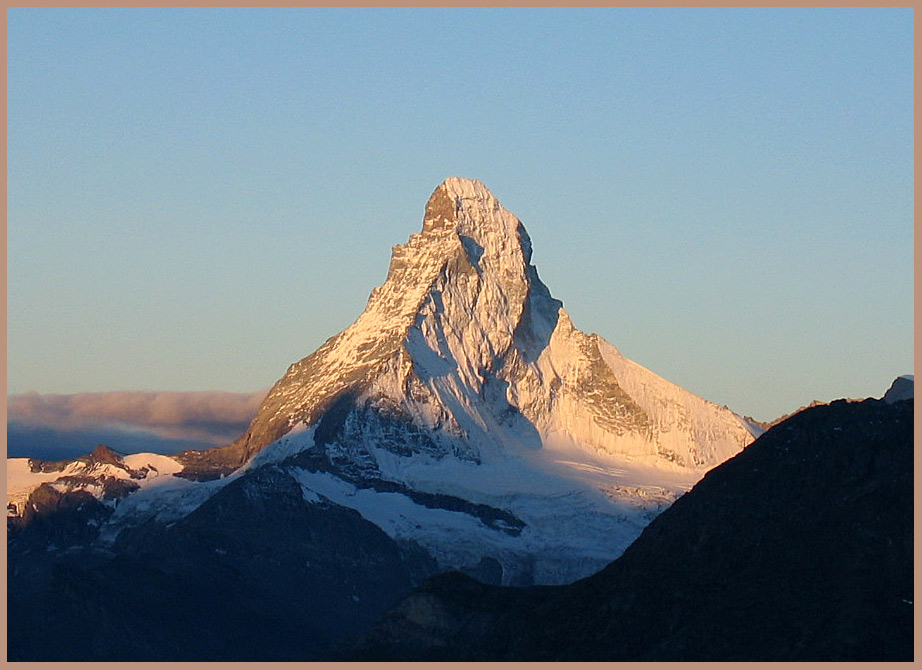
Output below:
[7,445,184,520]
[9,178,756,588]
[201,177,752,471]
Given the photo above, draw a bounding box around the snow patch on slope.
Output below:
[99,473,240,542]
[6,452,185,517]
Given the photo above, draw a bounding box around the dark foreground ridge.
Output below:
[345,397,914,661]
[8,465,438,661]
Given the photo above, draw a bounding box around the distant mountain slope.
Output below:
[347,395,913,661]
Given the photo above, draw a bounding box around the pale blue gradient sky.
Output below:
[7,7,914,421]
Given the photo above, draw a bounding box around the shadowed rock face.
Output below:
[345,397,913,662]
[883,374,914,404]
[7,484,114,550]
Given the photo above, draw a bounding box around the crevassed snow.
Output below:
[289,465,642,585]
[7,458,79,498]
[98,472,241,543]
[277,424,699,585]
[244,424,318,470]
[7,458,83,515]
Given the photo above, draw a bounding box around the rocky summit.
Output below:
[8,178,759,660]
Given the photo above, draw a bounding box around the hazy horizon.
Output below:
[7,7,913,423]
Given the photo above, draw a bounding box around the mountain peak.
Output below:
[427,176,491,209]
[421,177,530,261]
[883,375,914,404]
[423,177,491,225]
[89,444,123,465]
[181,178,752,485]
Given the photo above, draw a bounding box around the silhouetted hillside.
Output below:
[348,397,913,661]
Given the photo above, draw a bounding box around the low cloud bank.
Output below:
[6,424,214,461]
[8,390,267,456]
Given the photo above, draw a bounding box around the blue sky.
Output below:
[7,7,914,421]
